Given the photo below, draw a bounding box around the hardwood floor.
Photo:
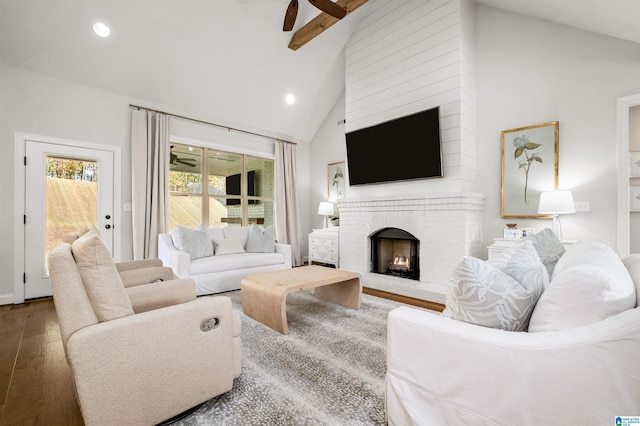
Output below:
[0,289,440,425]
[0,298,83,426]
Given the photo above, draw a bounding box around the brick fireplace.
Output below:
[337,193,484,303]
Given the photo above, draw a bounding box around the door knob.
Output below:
[105,224,111,229]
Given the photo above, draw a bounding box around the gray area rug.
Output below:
[173,290,415,425]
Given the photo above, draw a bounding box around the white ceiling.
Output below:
[1,0,638,143]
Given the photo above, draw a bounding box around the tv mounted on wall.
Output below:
[225,170,256,205]
[345,106,442,186]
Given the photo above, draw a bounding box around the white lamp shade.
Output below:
[538,190,576,214]
[317,201,335,216]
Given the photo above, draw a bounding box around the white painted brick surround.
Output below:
[337,193,484,303]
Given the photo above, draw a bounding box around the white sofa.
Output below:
[387,238,640,425]
[158,225,292,295]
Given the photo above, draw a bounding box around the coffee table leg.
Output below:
[314,278,361,309]
[241,279,290,334]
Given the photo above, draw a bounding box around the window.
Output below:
[169,143,275,230]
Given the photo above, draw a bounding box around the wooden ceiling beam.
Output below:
[288,0,369,51]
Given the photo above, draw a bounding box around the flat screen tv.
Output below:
[225,170,256,205]
[345,106,442,186]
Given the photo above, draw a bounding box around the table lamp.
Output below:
[537,190,575,241]
[317,201,335,229]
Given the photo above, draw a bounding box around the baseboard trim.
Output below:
[0,293,15,306]
[363,287,445,312]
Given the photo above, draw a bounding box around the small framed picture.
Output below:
[327,161,346,201]
[630,152,640,178]
[631,185,640,212]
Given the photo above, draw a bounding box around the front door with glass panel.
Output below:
[24,140,114,299]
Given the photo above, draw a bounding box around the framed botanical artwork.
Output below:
[630,185,640,212]
[328,161,346,201]
[501,121,559,218]
[630,152,640,178]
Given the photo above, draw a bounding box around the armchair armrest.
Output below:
[158,233,191,277]
[386,306,640,426]
[275,243,292,267]
[126,278,196,313]
[119,266,176,288]
[115,258,163,272]
[66,296,237,426]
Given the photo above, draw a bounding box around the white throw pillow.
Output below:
[528,240,636,332]
[442,241,546,331]
[223,226,250,248]
[171,226,214,260]
[213,238,246,255]
[246,224,276,253]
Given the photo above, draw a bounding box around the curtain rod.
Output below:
[129,104,297,145]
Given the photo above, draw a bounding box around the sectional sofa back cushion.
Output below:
[442,240,547,331]
[171,226,214,260]
[71,233,134,322]
[528,240,636,332]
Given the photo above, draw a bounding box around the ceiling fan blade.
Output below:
[177,159,196,167]
[308,0,347,19]
[283,0,299,31]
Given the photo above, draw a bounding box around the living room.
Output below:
[2,0,639,305]
[1,0,640,424]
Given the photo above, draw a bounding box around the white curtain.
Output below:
[130,110,169,259]
[275,140,303,266]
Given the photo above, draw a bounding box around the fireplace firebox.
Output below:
[370,228,419,281]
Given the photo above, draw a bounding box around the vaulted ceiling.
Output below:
[1,0,638,143]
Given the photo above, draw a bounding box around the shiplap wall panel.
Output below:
[346,0,476,190]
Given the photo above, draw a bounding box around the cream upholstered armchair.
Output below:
[48,231,242,426]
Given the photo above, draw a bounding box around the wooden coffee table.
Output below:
[241,265,361,334]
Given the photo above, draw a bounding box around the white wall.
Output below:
[308,92,347,248]
[345,0,476,197]
[0,64,294,301]
[475,6,640,256]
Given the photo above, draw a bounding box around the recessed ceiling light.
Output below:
[93,22,110,38]
[285,94,296,105]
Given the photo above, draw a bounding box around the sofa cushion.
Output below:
[223,226,250,248]
[528,240,636,332]
[71,233,134,322]
[246,224,276,253]
[189,252,286,275]
[442,241,546,331]
[213,238,246,255]
[524,227,565,277]
[172,226,214,260]
[205,227,225,241]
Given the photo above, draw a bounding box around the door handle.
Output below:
[105,224,111,229]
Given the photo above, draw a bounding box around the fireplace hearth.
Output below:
[370,228,419,281]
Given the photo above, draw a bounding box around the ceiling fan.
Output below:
[283,0,347,31]
[170,145,196,168]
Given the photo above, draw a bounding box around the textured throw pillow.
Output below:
[71,233,134,322]
[213,238,246,255]
[528,240,636,332]
[524,228,565,276]
[442,241,547,331]
[171,226,214,260]
[246,224,276,253]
